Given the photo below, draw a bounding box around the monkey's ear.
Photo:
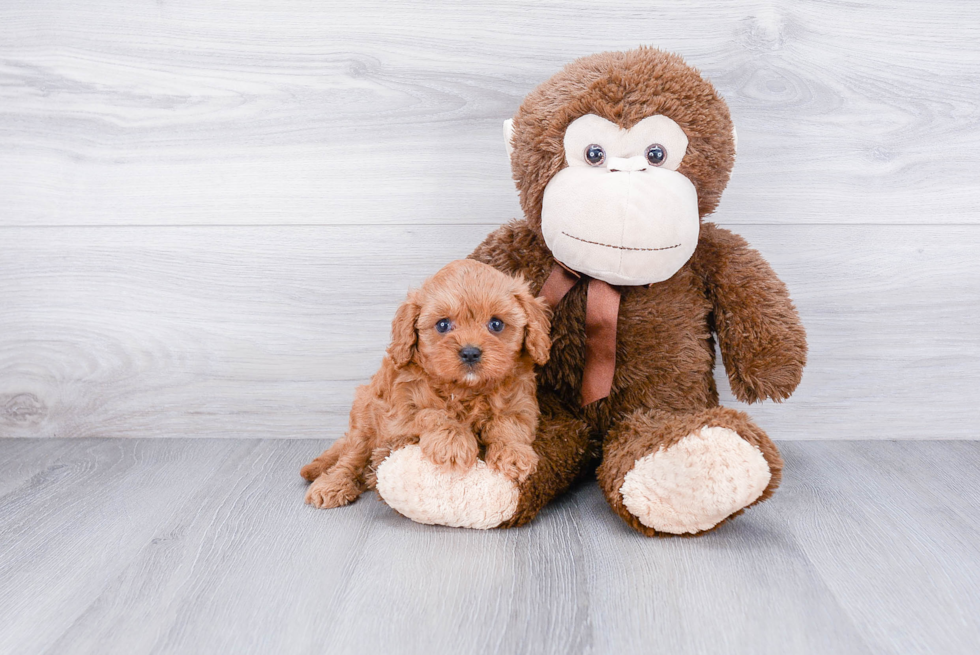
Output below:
[515,286,552,367]
[503,118,515,158]
[387,292,421,368]
[732,124,738,158]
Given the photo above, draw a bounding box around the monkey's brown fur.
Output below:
[301,260,551,509]
[466,48,807,535]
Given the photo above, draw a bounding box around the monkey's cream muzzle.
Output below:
[541,162,699,286]
[530,113,701,287]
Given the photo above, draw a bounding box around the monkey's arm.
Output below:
[693,223,807,403]
[469,219,554,287]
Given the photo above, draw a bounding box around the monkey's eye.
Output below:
[645,144,667,166]
[584,144,605,166]
[435,318,453,334]
[487,317,505,334]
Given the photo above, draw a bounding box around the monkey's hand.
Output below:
[694,223,808,403]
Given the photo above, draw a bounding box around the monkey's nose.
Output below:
[606,156,648,173]
[458,345,482,365]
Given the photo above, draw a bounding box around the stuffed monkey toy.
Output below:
[372,47,807,536]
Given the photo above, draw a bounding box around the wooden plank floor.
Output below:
[1,439,978,655]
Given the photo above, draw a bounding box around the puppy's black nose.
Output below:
[459,345,482,365]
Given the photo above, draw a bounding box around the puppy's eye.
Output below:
[487,317,505,334]
[584,144,605,166]
[435,318,452,334]
[645,144,667,166]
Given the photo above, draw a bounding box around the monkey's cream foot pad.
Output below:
[620,427,771,535]
[375,445,519,529]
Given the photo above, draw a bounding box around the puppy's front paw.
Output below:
[305,473,362,509]
[420,429,479,472]
[486,443,539,482]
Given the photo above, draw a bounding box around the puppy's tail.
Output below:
[300,440,346,481]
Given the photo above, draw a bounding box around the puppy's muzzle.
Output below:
[458,345,482,365]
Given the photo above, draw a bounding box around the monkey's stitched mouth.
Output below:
[561,232,681,252]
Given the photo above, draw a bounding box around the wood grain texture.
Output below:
[0,0,978,226]
[1,1,978,443]
[1,224,977,440]
[0,438,978,655]
[772,441,980,655]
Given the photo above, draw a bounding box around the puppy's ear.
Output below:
[515,286,552,366]
[387,292,421,368]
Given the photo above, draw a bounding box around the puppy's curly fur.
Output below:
[301,259,551,510]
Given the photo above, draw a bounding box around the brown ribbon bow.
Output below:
[539,264,621,406]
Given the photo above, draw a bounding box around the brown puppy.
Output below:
[301,259,551,509]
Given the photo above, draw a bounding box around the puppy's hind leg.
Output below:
[305,470,366,509]
[305,410,376,509]
[305,441,372,509]
[301,384,375,481]
[300,439,345,481]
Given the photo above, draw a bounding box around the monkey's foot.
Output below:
[375,445,519,529]
[619,426,771,535]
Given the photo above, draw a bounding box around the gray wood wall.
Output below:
[2,0,978,440]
